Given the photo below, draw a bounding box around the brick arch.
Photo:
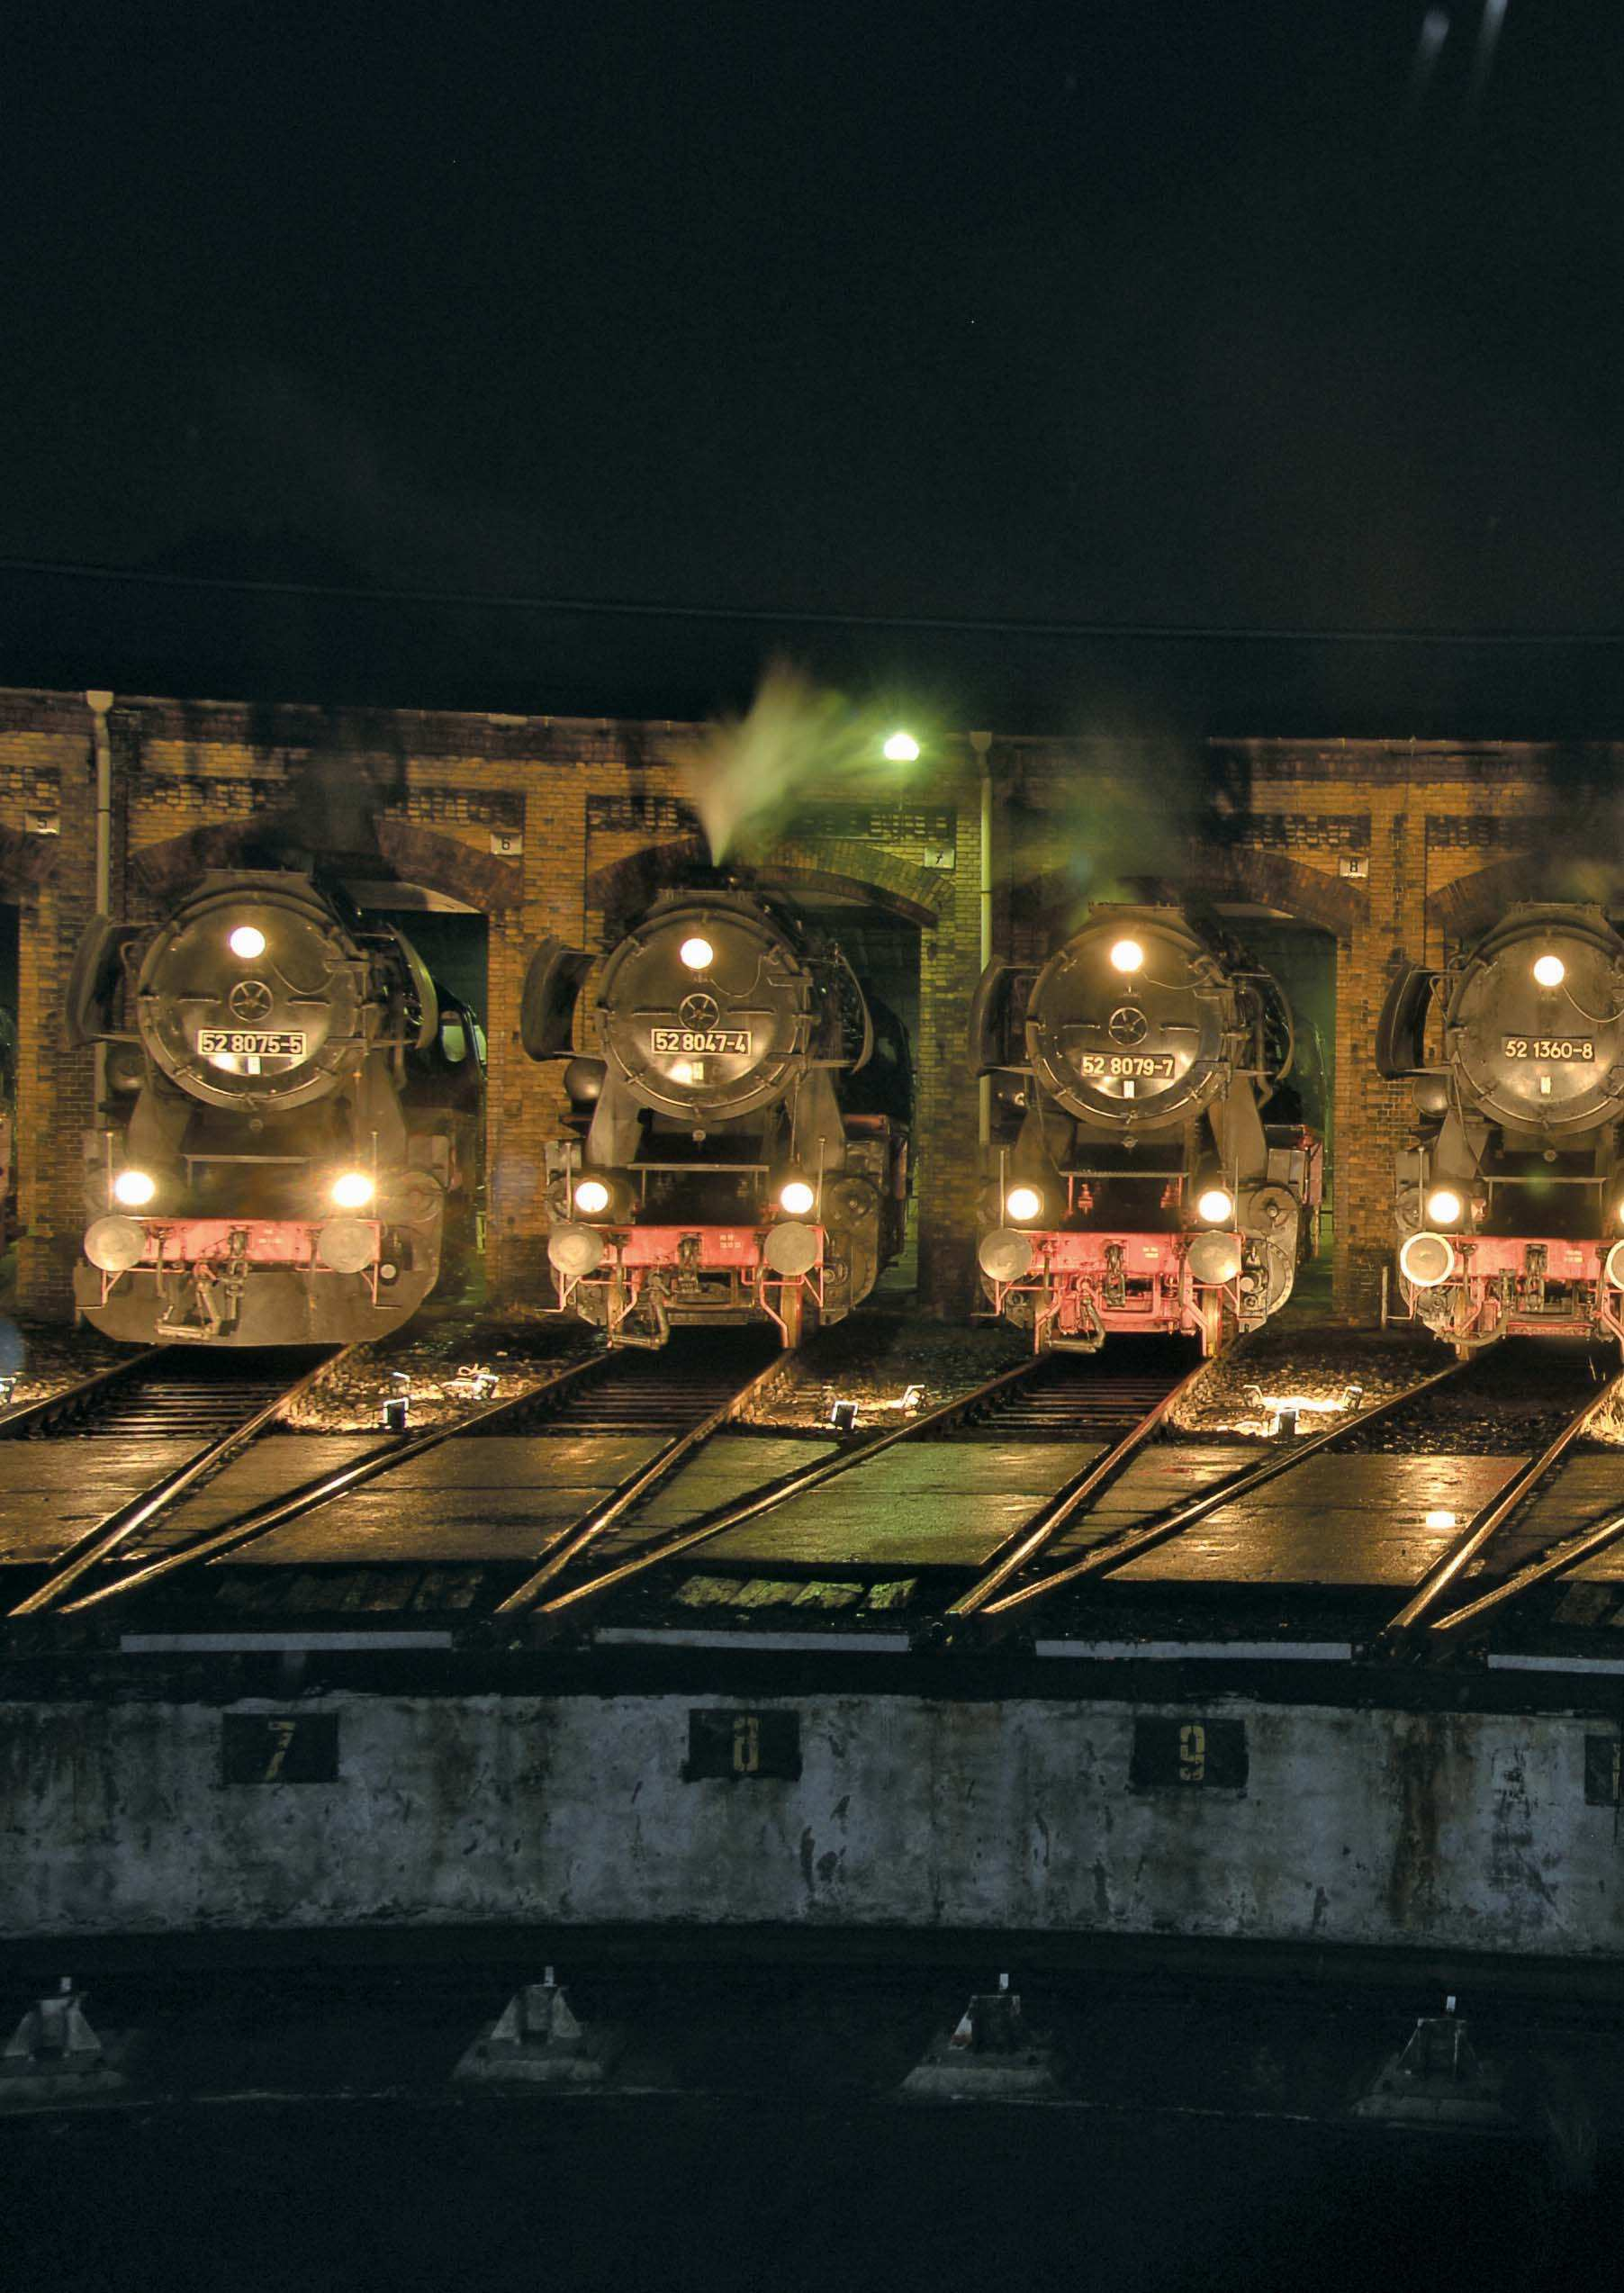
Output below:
[1426,851,1613,940]
[130,812,523,910]
[588,834,947,933]
[1018,845,1365,938]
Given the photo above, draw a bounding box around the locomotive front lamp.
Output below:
[228,925,266,961]
[1195,1186,1234,1224]
[112,1168,157,1208]
[882,730,920,763]
[1533,953,1566,989]
[1005,1184,1043,1223]
[1108,939,1144,975]
[573,1178,612,1217]
[330,1170,375,1210]
[678,936,714,971]
[1425,1187,1463,1225]
[778,1178,817,1217]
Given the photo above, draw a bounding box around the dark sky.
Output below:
[7,1,1624,730]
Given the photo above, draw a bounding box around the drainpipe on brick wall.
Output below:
[970,730,993,1150]
[86,690,114,1110]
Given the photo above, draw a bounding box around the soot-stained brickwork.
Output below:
[3,688,1618,1323]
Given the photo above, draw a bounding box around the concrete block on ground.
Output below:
[454,1971,623,2090]
[899,1975,1061,2103]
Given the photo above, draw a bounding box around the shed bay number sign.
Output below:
[1130,1718,1248,1792]
[684,1709,802,1781]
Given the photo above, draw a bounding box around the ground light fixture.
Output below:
[573,1178,612,1216]
[1108,938,1144,974]
[778,1178,817,1217]
[1533,953,1566,989]
[228,925,266,960]
[112,1169,156,1207]
[1005,1185,1043,1223]
[1195,1185,1234,1224]
[678,935,713,970]
[882,731,920,763]
[1425,1510,1458,1530]
[330,1171,375,1210]
[1425,1187,1463,1225]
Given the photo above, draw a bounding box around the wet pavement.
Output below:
[2,1418,1621,1596]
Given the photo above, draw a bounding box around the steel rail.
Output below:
[975,1363,1466,1630]
[933,1360,1209,1635]
[1429,1504,1624,1639]
[491,1350,796,1614]
[511,1352,1051,1629]
[10,1348,356,1619]
[0,1349,163,1440]
[1377,1368,1624,1643]
[53,1349,618,1619]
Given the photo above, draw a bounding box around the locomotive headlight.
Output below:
[229,925,266,961]
[1195,1186,1234,1224]
[330,1170,375,1210]
[778,1178,817,1217]
[573,1177,612,1217]
[112,1169,156,1208]
[1425,1187,1463,1226]
[1006,1184,1044,1223]
[678,936,714,971]
[1533,953,1566,989]
[1108,938,1144,975]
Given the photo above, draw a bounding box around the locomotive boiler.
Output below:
[970,904,1322,1353]
[68,870,485,1345]
[1378,901,1624,1350]
[524,882,911,1346]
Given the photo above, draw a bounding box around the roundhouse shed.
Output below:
[0,683,1612,1328]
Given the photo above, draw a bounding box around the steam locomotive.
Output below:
[69,870,485,1345]
[524,882,911,1346]
[970,904,1322,1352]
[1378,901,1624,1350]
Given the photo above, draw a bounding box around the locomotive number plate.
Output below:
[197,1029,309,1058]
[1502,1036,1594,1061]
[1077,1053,1176,1079]
[652,1027,750,1055]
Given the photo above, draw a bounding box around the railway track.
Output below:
[8,1348,350,1620]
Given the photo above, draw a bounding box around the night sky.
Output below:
[6,1,1624,730]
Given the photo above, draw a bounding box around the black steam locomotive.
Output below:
[1378,901,1624,1350]
[970,904,1322,1352]
[69,870,485,1345]
[524,882,911,1346]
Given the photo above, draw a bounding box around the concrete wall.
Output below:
[3,1689,1617,1959]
